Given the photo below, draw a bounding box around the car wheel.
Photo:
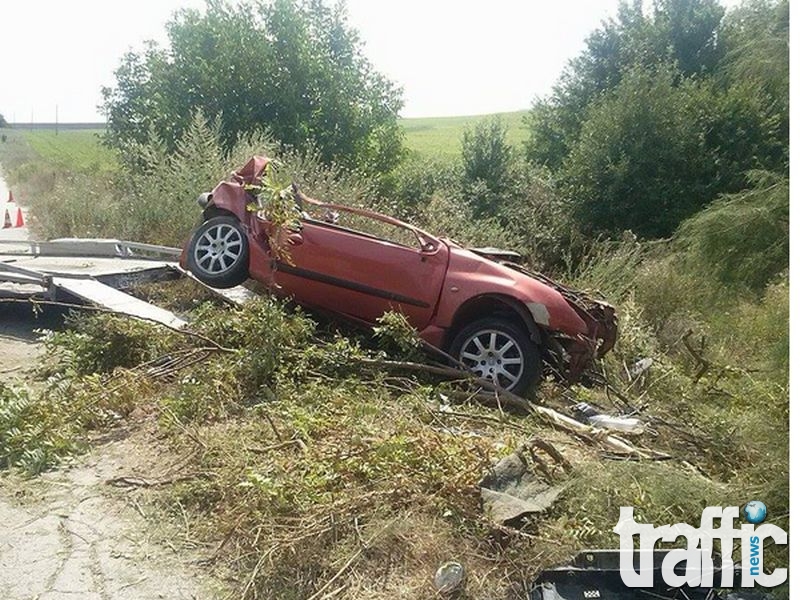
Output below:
[449,318,541,395]
[186,216,250,289]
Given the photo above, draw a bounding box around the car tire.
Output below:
[186,216,250,289]
[449,318,542,395]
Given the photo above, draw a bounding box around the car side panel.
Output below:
[272,220,449,329]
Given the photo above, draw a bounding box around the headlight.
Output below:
[196,192,213,208]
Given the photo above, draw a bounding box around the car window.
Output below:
[304,204,420,249]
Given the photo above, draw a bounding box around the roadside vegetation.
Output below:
[0,0,788,598]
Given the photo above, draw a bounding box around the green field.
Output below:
[20,129,116,172]
[400,110,528,158]
[7,111,529,170]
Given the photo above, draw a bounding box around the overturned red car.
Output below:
[181,157,617,394]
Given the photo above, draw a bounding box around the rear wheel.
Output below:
[186,216,250,288]
[449,318,541,395]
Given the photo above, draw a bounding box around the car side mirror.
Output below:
[420,240,439,255]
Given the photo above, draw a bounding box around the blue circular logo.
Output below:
[744,500,767,524]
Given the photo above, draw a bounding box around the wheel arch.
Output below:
[446,293,542,348]
[203,205,239,222]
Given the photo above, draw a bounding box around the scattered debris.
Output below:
[572,402,646,435]
[479,439,569,527]
[433,561,466,597]
[629,356,653,380]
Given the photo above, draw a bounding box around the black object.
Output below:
[529,550,770,600]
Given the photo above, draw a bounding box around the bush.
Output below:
[378,155,461,220]
[461,116,514,217]
[675,171,788,291]
[560,64,721,238]
[0,383,82,473]
[44,313,179,376]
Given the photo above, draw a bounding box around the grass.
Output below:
[20,129,116,172]
[0,113,788,598]
[400,110,528,158]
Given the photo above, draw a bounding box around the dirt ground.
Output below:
[0,196,228,598]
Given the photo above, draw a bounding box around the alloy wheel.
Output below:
[458,328,524,389]
[193,223,244,275]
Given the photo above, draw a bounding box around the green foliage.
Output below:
[720,0,789,133]
[527,0,788,238]
[0,372,155,475]
[372,311,423,360]
[527,0,725,171]
[0,384,81,474]
[497,175,579,272]
[102,0,404,174]
[44,313,179,376]
[378,155,462,220]
[560,65,717,236]
[461,116,514,217]
[676,171,788,290]
[0,113,8,128]
[415,193,521,250]
[244,159,301,261]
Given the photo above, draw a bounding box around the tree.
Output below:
[0,113,7,128]
[560,65,716,237]
[526,0,788,238]
[526,0,725,171]
[718,0,788,168]
[461,117,513,217]
[102,0,404,173]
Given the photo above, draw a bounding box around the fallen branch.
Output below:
[106,471,214,488]
[364,358,648,456]
[681,329,711,383]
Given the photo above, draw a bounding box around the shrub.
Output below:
[461,116,514,218]
[675,171,788,291]
[44,313,179,376]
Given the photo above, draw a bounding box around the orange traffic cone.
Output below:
[3,191,25,228]
[13,205,24,227]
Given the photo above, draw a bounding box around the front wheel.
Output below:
[186,216,250,289]
[449,318,541,395]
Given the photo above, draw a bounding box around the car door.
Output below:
[272,214,448,329]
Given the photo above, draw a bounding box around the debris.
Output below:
[479,439,569,526]
[572,402,646,435]
[433,561,466,596]
[629,357,653,379]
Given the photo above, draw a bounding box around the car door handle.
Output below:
[287,233,304,246]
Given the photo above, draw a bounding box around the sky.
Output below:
[0,0,743,123]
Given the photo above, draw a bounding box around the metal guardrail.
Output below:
[0,238,256,310]
[0,238,181,260]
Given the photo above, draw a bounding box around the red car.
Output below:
[181,157,617,394]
